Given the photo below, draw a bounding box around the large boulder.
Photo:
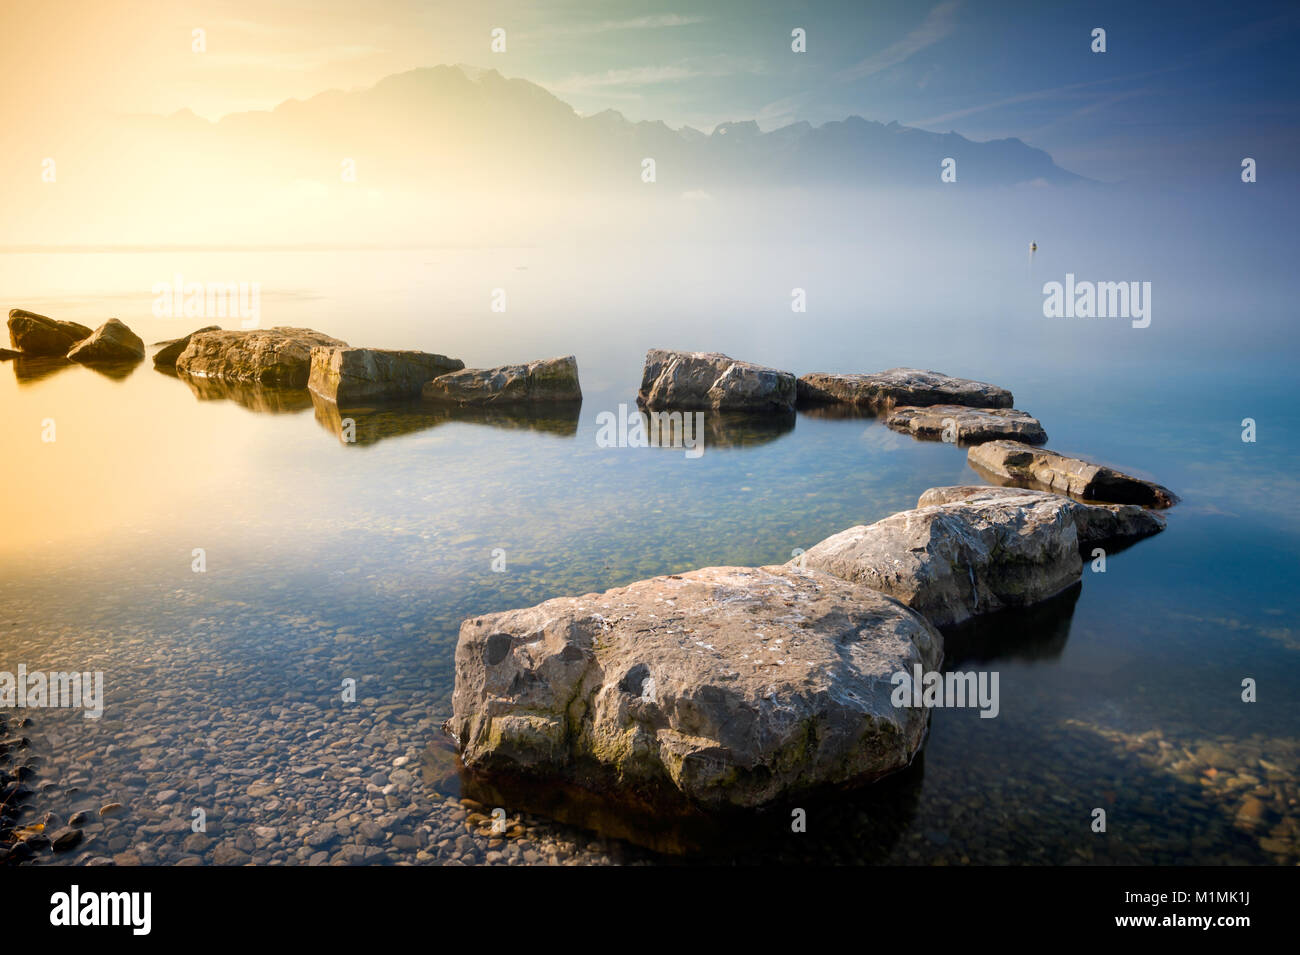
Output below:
[915,486,1166,549]
[421,355,579,405]
[7,309,92,356]
[791,491,1083,627]
[152,325,221,367]
[66,319,145,364]
[797,368,1014,413]
[637,349,795,412]
[309,346,463,403]
[968,440,1179,508]
[175,327,346,387]
[449,564,942,811]
[886,405,1046,444]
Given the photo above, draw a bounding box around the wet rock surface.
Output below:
[176,327,347,387]
[797,368,1014,413]
[886,405,1046,445]
[66,319,146,365]
[915,486,1166,549]
[422,355,581,405]
[7,309,92,357]
[309,346,464,404]
[637,349,796,412]
[153,326,221,367]
[792,489,1083,627]
[968,440,1179,508]
[449,564,941,810]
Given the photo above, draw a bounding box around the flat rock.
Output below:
[153,325,220,367]
[968,440,1178,508]
[886,405,1046,444]
[916,486,1166,548]
[421,355,580,405]
[309,346,464,403]
[66,319,145,364]
[797,368,1014,413]
[449,564,942,811]
[50,827,83,852]
[7,309,92,356]
[637,349,795,412]
[176,327,347,387]
[792,490,1083,627]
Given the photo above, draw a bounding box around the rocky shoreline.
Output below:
[447,347,1184,822]
[5,317,1206,863]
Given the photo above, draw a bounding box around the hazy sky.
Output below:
[5,0,1298,182]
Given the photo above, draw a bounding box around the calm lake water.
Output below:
[2,235,1297,864]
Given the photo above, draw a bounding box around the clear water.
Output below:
[2,209,1298,864]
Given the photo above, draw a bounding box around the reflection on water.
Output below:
[794,402,878,421]
[642,408,797,450]
[311,393,583,446]
[177,372,316,414]
[1,247,1297,866]
[941,584,1080,668]
[458,753,925,859]
[12,355,78,384]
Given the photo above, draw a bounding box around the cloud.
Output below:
[523,14,706,39]
[908,70,1175,128]
[836,0,962,82]
[545,56,757,95]
[757,1,962,128]
[547,65,713,93]
[205,45,385,73]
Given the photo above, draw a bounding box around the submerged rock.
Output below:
[309,346,464,403]
[637,349,795,412]
[7,309,92,356]
[66,319,145,364]
[886,405,1046,445]
[175,327,346,387]
[968,440,1179,508]
[792,490,1083,627]
[153,325,221,367]
[797,368,1014,413]
[915,486,1166,549]
[449,564,941,811]
[421,355,580,405]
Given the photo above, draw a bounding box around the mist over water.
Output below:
[2,176,1298,863]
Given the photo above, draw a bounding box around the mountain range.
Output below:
[122,64,1083,192]
[3,64,1084,247]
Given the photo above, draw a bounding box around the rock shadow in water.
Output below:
[172,371,315,414]
[795,402,879,421]
[313,393,582,447]
[74,359,143,382]
[633,408,796,451]
[939,582,1081,668]
[451,743,925,861]
[9,355,76,384]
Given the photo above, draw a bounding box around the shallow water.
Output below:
[1,241,1297,865]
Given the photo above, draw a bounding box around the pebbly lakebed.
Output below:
[1,246,1298,866]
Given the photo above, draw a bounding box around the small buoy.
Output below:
[1030,242,1037,252]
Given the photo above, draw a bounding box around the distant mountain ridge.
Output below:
[128,64,1084,191]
